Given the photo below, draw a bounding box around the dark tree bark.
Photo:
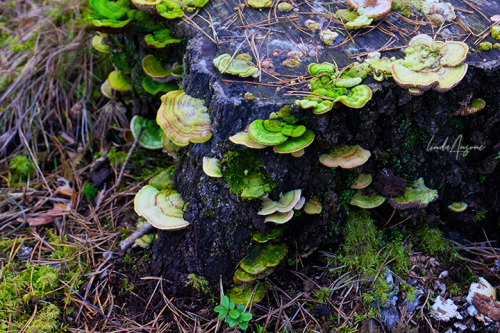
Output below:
[151,0,500,293]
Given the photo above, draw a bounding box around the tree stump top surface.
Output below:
[179,0,499,92]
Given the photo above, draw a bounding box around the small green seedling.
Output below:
[214,295,252,330]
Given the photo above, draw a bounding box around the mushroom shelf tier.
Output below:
[115,0,500,304]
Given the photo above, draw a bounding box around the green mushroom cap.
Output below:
[308,62,337,75]
[213,53,260,78]
[108,70,132,91]
[142,76,178,95]
[389,178,438,209]
[149,169,174,190]
[142,55,182,82]
[233,267,275,283]
[130,115,164,150]
[143,29,181,48]
[336,85,372,108]
[350,190,386,209]
[252,226,285,243]
[448,202,467,213]
[227,281,269,306]
[240,243,288,275]
[249,119,288,146]
[273,130,315,154]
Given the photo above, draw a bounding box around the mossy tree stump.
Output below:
[150,0,500,293]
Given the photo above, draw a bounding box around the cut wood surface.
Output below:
[176,0,500,83]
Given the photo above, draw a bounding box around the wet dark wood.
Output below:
[177,0,500,78]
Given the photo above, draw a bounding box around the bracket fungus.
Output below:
[454,95,485,116]
[349,0,392,20]
[258,190,302,224]
[389,178,438,209]
[142,55,182,82]
[273,130,315,157]
[277,2,292,11]
[156,90,212,147]
[448,202,467,213]
[213,53,260,78]
[295,67,372,114]
[303,197,322,214]
[350,189,386,209]
[258,190,302,215]
[252,227,285,243]
[351,173,373,189]
[319,145,371,169]
[227,281,270,305]
[142,76,178,95]
[319,29,339,46]
[107,71,132,92]
[202,157,222,178]
[92,35,111,53]
[89,0,134,32]
[130,115,164,149]
[229,130,269,149]
[492,26,500,40]
[391,35,469,95]
[233,108,315,156]
[239,243,288,276]
[143,29,181,49]
[155,0,209,19]
[134,185,189,230]
[229,243,287,304]
[130,0,162,13]
[247,0,273,8]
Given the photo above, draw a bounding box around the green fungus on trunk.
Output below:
[213,53,260,78]
[130,115,164,150]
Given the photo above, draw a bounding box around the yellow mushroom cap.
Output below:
[264,210,294,224]
[319,145,371,169]
[304,197,322,214]
[348,0,392,20]
[156,90,212,147]
[134,185,189,230]
[258,190,302,215]
[229,130,269,149]
[202,157,222,178]
[439,41,469,67]
[351,173,373,189]
[448,202,467,213]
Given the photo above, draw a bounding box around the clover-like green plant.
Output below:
[214,295,253,330]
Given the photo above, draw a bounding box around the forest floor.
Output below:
[1,0,500,332]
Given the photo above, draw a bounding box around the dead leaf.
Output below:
[18,203,71,226]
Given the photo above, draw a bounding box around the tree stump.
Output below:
[151,0,500,293]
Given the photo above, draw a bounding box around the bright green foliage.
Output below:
[107,146,128,167]
[0,264,62,331]
[214,295,253,330]
[418,226,445,254]
[185,274,210,293]
[9,154,35,182]
[339,211,380,271]
[83,183,99,202]
[401,282,417,303]
[314,287,332,303]
[221,150,275,200]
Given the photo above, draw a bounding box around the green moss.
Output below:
[339,211,380,271]
[221,149,275,200]
[83,183,99,202]
[107,146,128,167]
[9,154,36,182]
[418,226,445,254]
[185,274,210,293]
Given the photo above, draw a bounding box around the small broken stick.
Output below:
[118,221,155,255]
